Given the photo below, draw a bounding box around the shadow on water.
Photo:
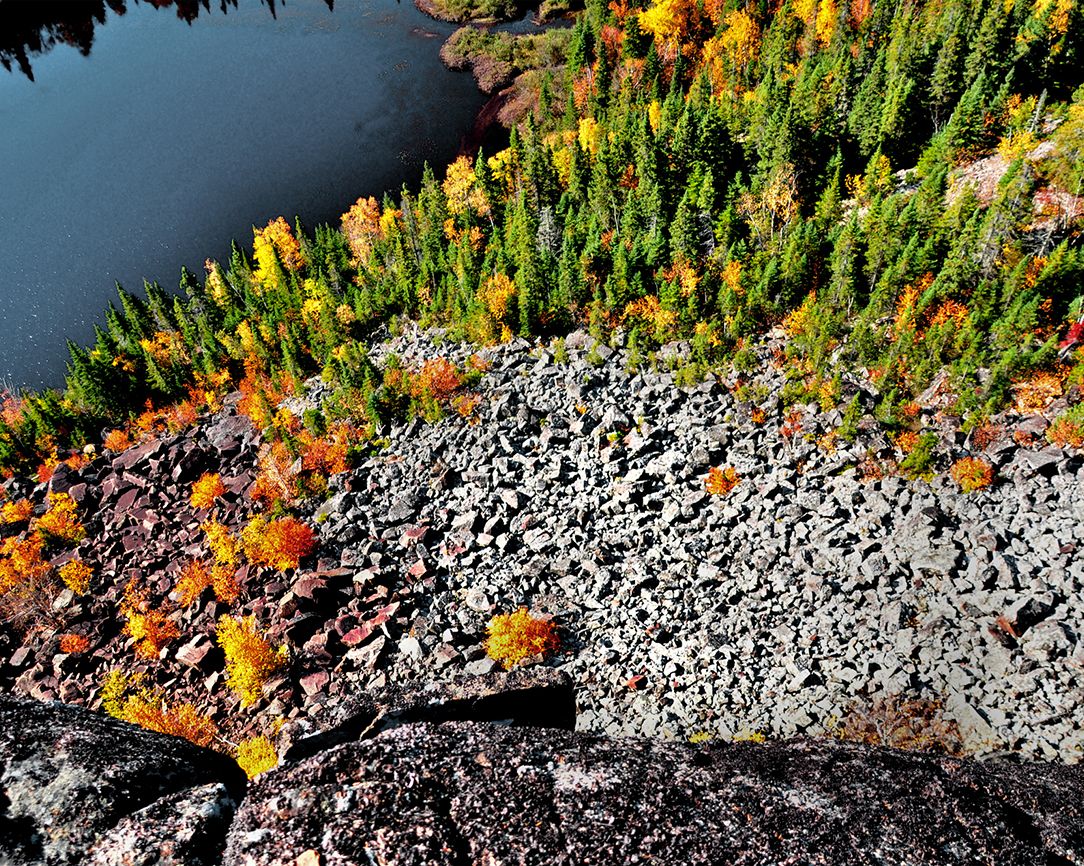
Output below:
[0,0,349,81]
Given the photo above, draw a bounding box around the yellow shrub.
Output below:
[202,520,240,568]
[36,493,85,544]
[59,559,92,594]
[236,735,278,778]
[190,472,227,510]
[484,608,560,669]
[100,670,217,748]
[216,615,286,707]
[1,499,32,525]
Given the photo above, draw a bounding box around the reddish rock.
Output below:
[400,525,429,546]
[340,603,399,647]
[291,576,328,603]
[175,635,215,670]
[116,488,140,513]
[300,671,330,696]
[9,647,33,668]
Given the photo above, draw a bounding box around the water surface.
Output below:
[0,0,483,388]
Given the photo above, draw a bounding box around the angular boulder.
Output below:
[281,667,574,762]
[0,695,245,865]
[228,721,1084,866]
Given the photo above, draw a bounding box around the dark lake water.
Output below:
[0,0,486,390]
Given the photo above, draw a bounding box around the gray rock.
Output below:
[0,695,244,866]
[227,722,1084,866]
[84,783,237,866]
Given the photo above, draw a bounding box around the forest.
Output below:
[1,0,1082,480]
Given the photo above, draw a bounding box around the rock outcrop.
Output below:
[0,695,244,866]
[227,721,1084,866]
[2,686,1084,866]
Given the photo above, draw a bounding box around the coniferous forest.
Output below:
[1,0,1082,479]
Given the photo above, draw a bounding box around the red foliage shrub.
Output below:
[241,516,317,571]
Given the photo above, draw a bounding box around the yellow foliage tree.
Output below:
[639,0,691,43]
[443,155,490,217]
[815,0,838,45]
[341,195,383,262]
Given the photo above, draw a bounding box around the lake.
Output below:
[0,0,486,390]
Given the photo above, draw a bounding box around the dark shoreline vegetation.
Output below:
[1,0,1082,486]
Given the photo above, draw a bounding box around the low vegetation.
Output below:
[484,608,561,668]
[834,695,966,756]
[216,615,287,707]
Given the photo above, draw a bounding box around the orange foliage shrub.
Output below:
[1046,406,1084,449]
[59,559,92,594]
[780,409,804,438]
[1,499,32,525]
[121,579,179,658]
[64,452,90,472]
[970,422,1002,450]
[484,608,560,669]
[250,420,359,508]
[950,457,994,493]
[705,466,741,496]
[103,429,133,452]
[894,431,919,453]
[237,356,296,430]
[241,516,317,571]
[410,358,463,402]
[175,560,240,607]
[35,493,85,544]
[216,615,287,707]
[36,459,59,485]
[59,633,90,654]
[1012,370,1066,414]
[0,534,50,595]
[190,472,227,510]
[101,670,217,748]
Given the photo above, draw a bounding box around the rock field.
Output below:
[2,325,1082,762]
[320,326,1084,761]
